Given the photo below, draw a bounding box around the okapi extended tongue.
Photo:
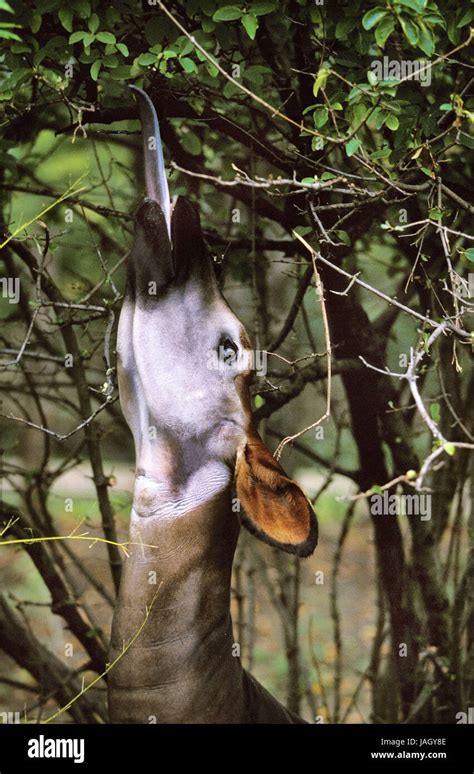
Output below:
[130,85,171,237]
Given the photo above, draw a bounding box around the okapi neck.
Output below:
[108,487,247,723]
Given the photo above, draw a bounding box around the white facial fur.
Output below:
[117,275,251,516]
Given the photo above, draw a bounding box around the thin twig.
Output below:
[275,233,332,459]
[2,396,118,440]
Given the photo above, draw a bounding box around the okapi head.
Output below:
[117,86,318,557]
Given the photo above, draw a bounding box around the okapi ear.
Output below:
[127,198,174,300]
[235,434,318,557]
[171,196,211,283]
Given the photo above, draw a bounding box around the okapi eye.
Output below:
[218,336,238,364]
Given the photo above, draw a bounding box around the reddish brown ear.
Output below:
[235,434,318,557]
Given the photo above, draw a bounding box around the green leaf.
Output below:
[335,18,357,39]
[457,8,474,28]
[419,164,435,178]
[30,14,42,33]
[395,0,426,11]
[430,403,440,422]
[137,52,157,66]
[4,66,30,88]
[10,42,31,53]
[181,130,202,155]
[180,56,198,73]
[424,13,445,27]
[367,69,378,86]
[75,0,91,17]
[242,64,272,85]
[145,18,167,46]
[370,146,392,159]
[463,248,474,263]
[320,172,336,181]
[362,8,387,31]
[206,61,219,77]
[254,394,265,409]
[335,229,351,245]
[83,32,95,48]
[108,64,133,80]
[443,443,456,457]
[400,17,419,46]
[352,103,368,125]
[201,19,215,32]
[33,47,48,66]
[417,22,435,56]
[375,15,396,48]
[69,31,87,44]
[345,137,361,157]
[90,59,101,81]
[369,106,388,130]
[348,83,372,104]
[370,484,383,494]
[250,2,276,15]
[385,114,399,130]
[58,8,73,33]
[313,106,328,128]
[179,38,194,56]
[301,177,316,185]
[311,136,324,151]
[41,68,63,86]
[0,30,21,40]
[294,226,313,237]
[116,42,129,57]
[0,0,14,12]
[95,31,116,44]
[242,13,258,39]
[242,13,258,40]
[428,207,443,221]
[313,67,329,97]
[212,6,243,21]
[88,13,99,33]
[102,54,118,68]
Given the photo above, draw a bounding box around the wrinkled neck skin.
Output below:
[109,468,303,724]
[109,484,240,723]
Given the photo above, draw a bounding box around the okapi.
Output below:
[108,86,318,724]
